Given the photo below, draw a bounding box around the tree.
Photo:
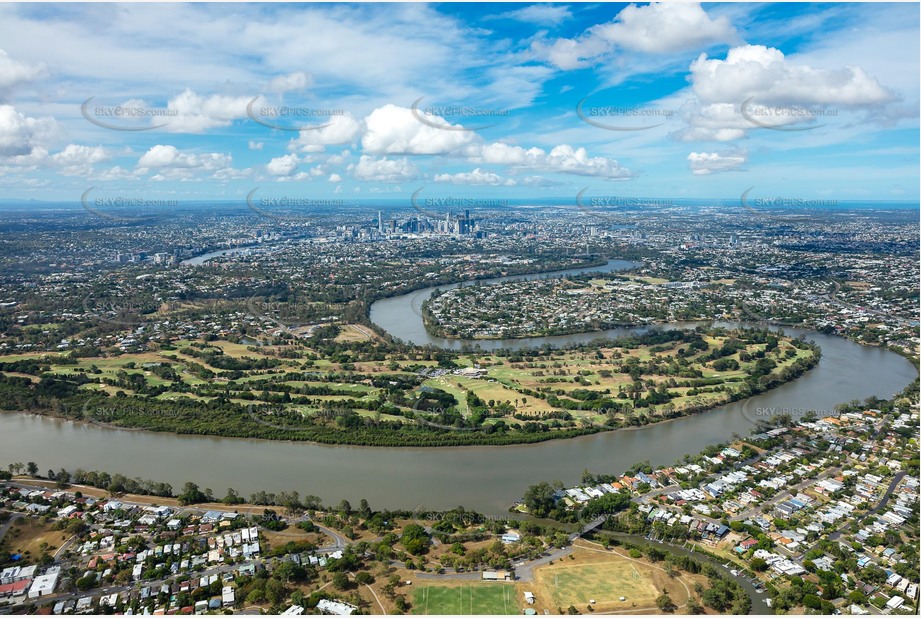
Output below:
[26,461,38,477]
[265,578,286,604]
[401,524,431,556]
[845,590,865,605]
[523,482,557,518]
[222,488,244,505]
[75,574,96,591]
[177,482,208,505]
[354,572,373,585]
[803,594,821,609]
[55,468,71,488]
[274,561,308,583]
[656,593,676,612]
[332,572,350,591]
[750,557,768,572]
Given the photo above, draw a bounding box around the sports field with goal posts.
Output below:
[412,583,519,615]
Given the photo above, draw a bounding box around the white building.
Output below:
[317,599,357,615]
[28,570,60,598]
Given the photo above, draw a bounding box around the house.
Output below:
[202,510,224,523]
[848,604,869,615]
[1,565,35,584]
[282,606,305,615]
[102,500,123,513]
[501,532,520,544]
[0,579,31,599]
[76,596,94,612]
[885,596,904,610]
[145,505,171,518]
[740,538,759,550]
[482,570,511,581]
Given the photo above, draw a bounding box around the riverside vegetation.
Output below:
[0,324,819,447]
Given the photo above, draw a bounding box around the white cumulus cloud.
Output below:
[349,155,418,182]
[268,71,311,93]
[687,150,747,175]
[291,112,361,152]
[434,168,515,186]
[0,49,48,92]
[137,145,234,181]
[362,104,476,155]
[0,104,57,159]
[536,3,736,70]
[678,44,897,139]
[165,89,263,133]
[266,153,301,177]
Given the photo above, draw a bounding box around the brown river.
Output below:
[1,260,916,515]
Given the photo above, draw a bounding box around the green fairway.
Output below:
[412,584,518,615]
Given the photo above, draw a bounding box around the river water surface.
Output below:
[2,260,916,514]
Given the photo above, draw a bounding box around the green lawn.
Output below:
[412,584,518,615]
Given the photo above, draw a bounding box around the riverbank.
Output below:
[7,326,820,448]
[0,272,915,514]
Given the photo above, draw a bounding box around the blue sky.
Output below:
[0,1,917,203]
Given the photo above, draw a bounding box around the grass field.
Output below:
[0,517,66,560]
[412,584,518,615]
[531,548,688,613]
[543,562,658,608]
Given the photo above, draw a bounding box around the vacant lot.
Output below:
[0,516,64,560]
[412,583,518,615]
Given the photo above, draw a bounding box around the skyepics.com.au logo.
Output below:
[576,95,679,131]
[82,294,179,327]
[740,98,838,132]
[81,97,179,131]
[740,399,840,428]
[81,188,176,222]
[410,97,509,132]
[410,505,510,543]
[245,188,343,222]
[410,396,618,434]
[246,99,345,132]
[409,187,511,223]
[246,403,316,432]
[410,400,483,433]
[81,400,187,427]
[740,187,837,223]
[574,188,673,224]
[246,296,311,330]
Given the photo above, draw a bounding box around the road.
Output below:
[602,532,772,615]
[731,466,842,522]
[0,510,24,545]
[829,470,906,541]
